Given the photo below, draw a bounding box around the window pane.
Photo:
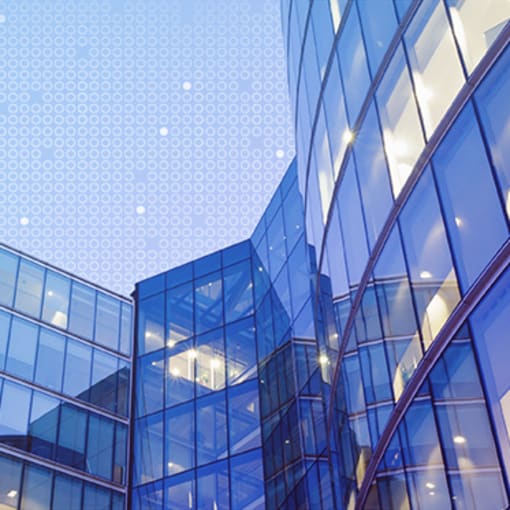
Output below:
[0,381,31,439]
[226,317,257,386]
[136,350,164,417]
[15,260,44,317]
[19,464,52,510]
[0,311,10,370]
[223,261,254,323]
[165,471,195,510]
[69,283,95,340]
[52,474,82,510]
[166,402,194,475]
[166,339,195,408]
[405,0,465,137]
[196,328,225,396]
[138,293,165,355]
[195,272,223,335]
[87,414,114,479]
[231,450,265,510]
[433,103,508,289]
[0,249,18,307]
[63,339,92,399]
[377,45,425,196]
[119,302,132,355]
[446,0,510,73]
[6,317,38,380]
[196,460,230,510]
[90,349,118,412]
[196,392,228,465]
[35,329,65,392]
[57,405,87,470]
[29,392,59,460]
[42,271,70,328]
[95,293,120,350]
[134,412,163,485]
[0,455,22,509]
[166,283,194,347]
[83,484,110,510]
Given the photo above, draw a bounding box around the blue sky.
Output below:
[0,0,294,294]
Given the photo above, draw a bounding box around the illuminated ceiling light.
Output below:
[455,216,463,227]
[319,354,329,365]
[210,358,221,369]
[284,439,291,445]
[429,491,435,496]
[342,129,355,145]
[188,349,197,359]
[168,340,176,348]
[151,361,157,367]
[7,490,17,498]
[168,462,173,468]
[420,270,432,279]
[47,290,54,297]
[453,435,466,444]
[170,368,180,377]
[425,482,435,490]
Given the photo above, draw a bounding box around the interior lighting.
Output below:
[420,270,433,279]
[342,129,355,145]
[7,491,17,498]
[425,482,435,489]
[453,435,466,444]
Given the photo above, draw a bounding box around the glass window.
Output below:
[119,302,132,355]
[231,450,265,510]
[0,311,10,370]
[282,182,304,252]
[377,45,425,196]
[29,392,59,460]
[228,380,261,454]
[267,208,287,279]
[19,464,52,510]
[90,349,118,412]
[166,338,195,408]
[354,102,394,248]
[194,251,221,278]
[166,402,194,475]
[342,354,365,414]
[0,380,31,438]
[166,471,195,510]
[196,328,225,396]
[87,414,114,479]
[405,0,465,137]
[433,103,507,289]
[6,317,38,381]
[68,283,95,340]
[0,249,18,307]
[134,412,164,485]
[52,474,82,510]
[399,171,460,348]
[337,5,371,123]
[223,261,253,323]
[136,350,164,417]
[450,471,508,510]
[57,404,87,471]
[63,339,92,399]
[0,455,22,509]
[446,0,510,73]
[94,293,120,350]
[114,423,128,485]
[35,329,65,392]
[42,271,70,328]
[167,283,194,347]
[357,0,399,75]
[475,45,510,219]
[226,317,256,386]
[196,392,228,465]
[337,157,369,286]
[315,111,335,224]
[195,271,223,335]
[360,342,392,404]
[15,260,44,317]
[408,468,451,510]
[196,460,230,510]
[138,293,165,355]
[82,484,110,510]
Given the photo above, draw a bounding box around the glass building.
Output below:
[1,1,510,509]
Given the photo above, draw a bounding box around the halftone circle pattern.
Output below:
[0,0,294,294]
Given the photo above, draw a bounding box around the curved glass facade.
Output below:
[282,0,510,508]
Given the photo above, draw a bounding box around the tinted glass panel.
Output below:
[19,465,52,510]
[15,260,44,317]
[35,329,65,392]
[42,271,70,328]
[63,339,92,399]
[0,250,18,307]
[95,293,120,350]
[6,317,38,380]
[69,283,95,340]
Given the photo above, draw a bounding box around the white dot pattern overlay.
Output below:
[0,0,294,294]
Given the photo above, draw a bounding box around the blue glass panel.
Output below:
[68,282,95,340]
[450,471,508,510]
[87,414,114,479]
[29,392,59,460]
[337,5,371,122]
[166,282,193,347]
[82,483,110,510]
[114,423,127,485]
[378,473,410,510]
[63,339,92,399]
[35,329,65,392]
[325,202,349,298]
[394,0,413,20]
[267,208,287,279]
[223,261,254,323]
[360,342,392,404]
[0,455,22,509]
[41,270,70,328]
[166,470,195,510]
[196,391,228,465]
[310,0,333,80]
[231,450,265,510]
[195,271,223,335]
[119,302,132,355]
[15,260,44,318]
[433,103,507,289]
[166,338,195,408]
[196,328,225,396]
[166,401,194,475]
[354,102,393,248]
[138,273,165,300]
[342,354,365,414]
[408,469,450,509]
[228,380,261,454]
[57,404,87,471]
[221,240,250,267]
[226,316,257,386]
[90,349,118,412]
[138,292,165,355]
[19,464,52,510]
[95,293,120,350]
[0,249,18,307]
[288,236,311,316]
[281,181,304,252]
[6,317,38,380]
[0,380,31,438]
[52,474,82,510]
[136,350,164,417]
[196,460,230,510]
[134,411,163,485]
[133,481,163,510]
[476,45,510,218]
[195,251,221,278]
[166,262,193,289]
[0,311,9,371]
